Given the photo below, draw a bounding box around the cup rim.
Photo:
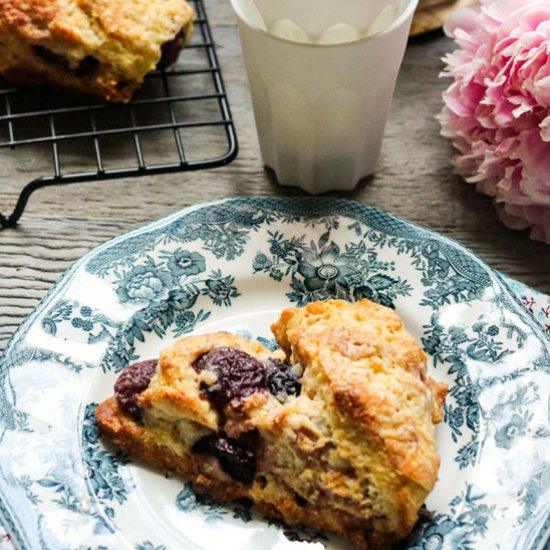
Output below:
[229,0,419,48]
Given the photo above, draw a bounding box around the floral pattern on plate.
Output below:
[0,198,549,550]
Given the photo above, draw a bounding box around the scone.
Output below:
[0,0,194,102]
[96,299,447,549]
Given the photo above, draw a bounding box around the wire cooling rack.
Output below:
[0,0,238,228]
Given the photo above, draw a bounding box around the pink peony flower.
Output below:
[439,0,550,243]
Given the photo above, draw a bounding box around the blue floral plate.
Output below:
[1,197,549,550]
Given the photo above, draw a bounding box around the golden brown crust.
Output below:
[270,300,447,540]
[96,397,393,550]
[96,300,447,549]
[272,300,447,482]
[0,0,194,102]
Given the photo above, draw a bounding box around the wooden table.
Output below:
[1,0,549,352]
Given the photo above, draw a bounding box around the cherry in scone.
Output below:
[193,347,301,410]
[114,359,158,419]
[193,347,268,409]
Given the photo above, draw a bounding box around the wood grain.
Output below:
[1,1,549,353]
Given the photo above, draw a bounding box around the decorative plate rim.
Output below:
[0,196,549,550]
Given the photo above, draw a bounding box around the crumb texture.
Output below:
[96,299,447,549]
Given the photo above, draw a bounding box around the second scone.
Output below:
[0,0,194,102]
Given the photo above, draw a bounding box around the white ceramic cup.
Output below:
[230,0,418,194]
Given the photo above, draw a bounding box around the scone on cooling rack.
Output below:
[0,0,194,102]
[96,299,448,549]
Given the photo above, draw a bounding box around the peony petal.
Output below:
[483,0,527,24]
[512,102,535,119]
[540,116,550,141]
[534,74,550,106]
[497,203,550,243]
[516,130,550,204]
[518,5,550,32]
[439,0,550,243]
[443,87,473,117]
[443,6,482,38]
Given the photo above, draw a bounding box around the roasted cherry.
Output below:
[193,347,267,409]
[114,359,158,418]
[192,433,256,485]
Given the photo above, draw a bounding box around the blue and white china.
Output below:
[1,198,548,549]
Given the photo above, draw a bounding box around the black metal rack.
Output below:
[0,0,238,228]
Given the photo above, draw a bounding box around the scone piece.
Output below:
[0,0,194,102]
[96,299,447,549]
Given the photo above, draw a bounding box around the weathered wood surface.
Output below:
[1,1,549,351]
